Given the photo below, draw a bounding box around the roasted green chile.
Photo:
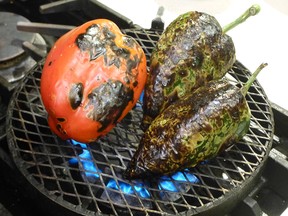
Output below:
[124,63,267,179]
[142,5,260,130]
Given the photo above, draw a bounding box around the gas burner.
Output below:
[2,1,288,216]
[6,55,273,215]
[0,12,46,87]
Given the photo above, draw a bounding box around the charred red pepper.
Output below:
[40,19,147,143]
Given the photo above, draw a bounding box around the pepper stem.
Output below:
[222,4,261,34]
[241,63,268,96]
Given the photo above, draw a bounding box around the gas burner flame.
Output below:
[159,170,199,192]
[68,140,101,181]
[105,171,199,203]
[107,179,150,198]
[102,178,152,208]
[158,170,199,201]
[68,139,199,203]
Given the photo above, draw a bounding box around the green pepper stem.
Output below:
[241,63,268,96]
[222,4,261,34]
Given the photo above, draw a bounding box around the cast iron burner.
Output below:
[0,12,46,89]
[6,27,274,215]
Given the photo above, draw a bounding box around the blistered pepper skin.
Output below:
[40,19,147,143]
[142,11,236,130]
[124,79,250,179]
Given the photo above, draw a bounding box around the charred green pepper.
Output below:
[124,63,267,179]
[142,5,261,130]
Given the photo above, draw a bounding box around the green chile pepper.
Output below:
[124,63,267,179]
[142,5,261,130]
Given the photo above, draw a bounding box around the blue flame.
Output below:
[159,178,178,192]
[68,139,200,202]
[171,170,199,183]
[107,179,150,198]
[159,169,199,192]
[68,140,101,179]
[139,91,144,103]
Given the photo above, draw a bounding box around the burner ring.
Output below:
[0,12,47,85]
[6,29,274,216]
[0,12,35,63]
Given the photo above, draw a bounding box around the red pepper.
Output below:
[40,19,147,143]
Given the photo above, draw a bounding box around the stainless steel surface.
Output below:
[0,12,47,84]
[17,21,75,37]
[0,12,34,62]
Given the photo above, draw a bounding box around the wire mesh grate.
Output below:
[7,28,274,216]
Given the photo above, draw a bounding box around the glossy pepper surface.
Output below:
[142,11,235,130]
[142,5,261,130]
[40,19,147,143]
[124,63,267,179]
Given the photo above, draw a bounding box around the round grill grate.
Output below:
[7,29,274,216]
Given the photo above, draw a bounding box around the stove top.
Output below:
[0,1,288,216]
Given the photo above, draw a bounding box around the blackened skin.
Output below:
[75,24,136,75]
[74,23,141,132]
[124,79,250,179]
[86,79,134,132]
[69,83,84,109]
[56,118,66,122]
[142,11,236,130]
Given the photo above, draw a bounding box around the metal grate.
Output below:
[7,28,274,216]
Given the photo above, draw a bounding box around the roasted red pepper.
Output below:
[40,19,147,143]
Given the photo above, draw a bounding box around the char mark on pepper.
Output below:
[69,83,84,110]
[75,23,143,83]
[86,79,134,131]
